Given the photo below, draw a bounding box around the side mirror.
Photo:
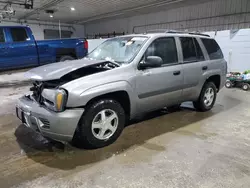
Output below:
[139,56,163,69]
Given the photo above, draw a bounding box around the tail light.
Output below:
[84,40,88,49]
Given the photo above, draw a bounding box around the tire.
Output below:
[59,55,75,62]
[193,82,217,112]
[242,83,249,91]
[225,80,232,88]
[74,99,125,149]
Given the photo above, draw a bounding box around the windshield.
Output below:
[87,36,148,65]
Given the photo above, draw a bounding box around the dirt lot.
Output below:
[0,86,250,188]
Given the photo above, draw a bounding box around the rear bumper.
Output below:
[16,95,84,143]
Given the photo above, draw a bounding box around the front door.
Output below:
[135,37,184,113]
[0,28,10,69]
[7,27,38,68]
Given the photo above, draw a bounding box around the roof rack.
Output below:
[146,29,210,37]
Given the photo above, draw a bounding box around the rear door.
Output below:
[8,27,38,68]
[179,37,205,101]
[0,28,10,69]
[135,37,184,113]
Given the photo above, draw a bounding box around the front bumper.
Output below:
[16,95,84,143]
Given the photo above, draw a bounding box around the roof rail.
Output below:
[146,29,170,33]
[146,29,210,37]
[188,32,210,37]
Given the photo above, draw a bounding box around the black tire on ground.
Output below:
[59,55,75,62]
[225,80,233,88]
[242,83,249,91]
[74,99,125,149]
[193,82,217,112]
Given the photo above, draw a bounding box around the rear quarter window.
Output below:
[201,38,223,60]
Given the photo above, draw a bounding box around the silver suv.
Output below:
[16,31,227,148]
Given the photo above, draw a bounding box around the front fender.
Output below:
[66,81,137,116]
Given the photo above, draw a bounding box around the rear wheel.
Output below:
[59,55,75,62]
[242,83,249,91]
[193,82,217,112]
[74,99,125,149]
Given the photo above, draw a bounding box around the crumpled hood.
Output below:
[25,58,107,81]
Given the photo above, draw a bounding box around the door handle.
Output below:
[173,71,181,76]
[202,66,208,70]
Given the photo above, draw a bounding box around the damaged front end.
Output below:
[27,60,118,112]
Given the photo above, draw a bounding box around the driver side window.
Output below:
[145,37,178,65]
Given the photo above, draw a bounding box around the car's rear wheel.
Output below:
[74,99,125,149]
[193,82,217,112]
[242,83,249,91]
[59,55,75,62]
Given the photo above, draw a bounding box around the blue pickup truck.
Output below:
[0,26,88,70]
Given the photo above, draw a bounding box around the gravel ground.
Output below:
[0,86,250,188]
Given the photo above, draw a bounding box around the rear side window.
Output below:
[201,38,223,60]
[10,28,29,42]
[145,37,178,65]
[0,29,5,43]
[180,37,197,63]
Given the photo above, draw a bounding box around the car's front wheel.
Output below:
[75,99,125,149]
[193,82,217,112]
[225,80,233,88]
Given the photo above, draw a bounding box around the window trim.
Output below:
[9,28,30,43]
[138,36,179,69]
[195,37,210,61]
[193,38,205,62]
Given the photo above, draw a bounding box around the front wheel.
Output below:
[225,80,233,88]
[193,82,217,112]
[74,99,125,149]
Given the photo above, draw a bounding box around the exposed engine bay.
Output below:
[30,61,119,103]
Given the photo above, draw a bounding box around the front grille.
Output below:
[30,82,44,103]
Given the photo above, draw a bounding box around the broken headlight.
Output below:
[43,89,67,112]
[55,89,67,112]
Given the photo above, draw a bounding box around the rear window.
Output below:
[0,29,5,42]
[10,28,29,42]
[201,38,223,60]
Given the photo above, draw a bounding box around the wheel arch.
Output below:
[85,91,131,118]
[66,81,136,118]
[206,74,221,91]
[56,48,76,61]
